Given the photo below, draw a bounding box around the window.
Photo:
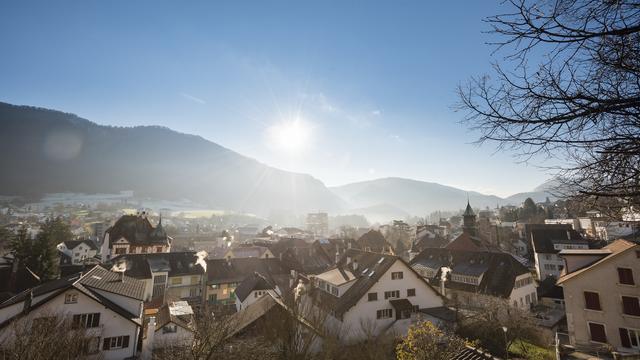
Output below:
[65,293,78,304]
[526,294,531,305]
[115,248,126,255]
[368,292,378,301]
[72,313,100,328]
[618,268,635,285]
[208,294,217,303]
[156,246,163,253]
[391,272,403,280]
[584,291,601,310]
[588,322,607,343]
[171,277,183,285]
[191,276,199,285]
[162,325,177,334]
[407,288,416,297]
[189,287,198,297]
[515,277,533,288]
[154,275,167,284]
[376,309,392,319]
[384,290,400,299]
[622,296,640,316]
[412,305,420,313]
[103,336,130,350]
[619,328,640,349]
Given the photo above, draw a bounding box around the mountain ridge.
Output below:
[0,101,555,221]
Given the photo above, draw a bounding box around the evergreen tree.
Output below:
[8,226,33,268]
[33,217,72,280]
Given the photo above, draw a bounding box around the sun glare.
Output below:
[266,118,313,154]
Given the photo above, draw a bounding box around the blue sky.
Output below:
[0,1,555,197]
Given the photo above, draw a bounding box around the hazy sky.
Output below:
[0,1,556,197]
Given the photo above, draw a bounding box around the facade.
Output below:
[224,246,274,259]
[0,266,145,360]
[558,240,640,355]
[204,258,292,307]
[101,213,171,261]
[57,240,99,265]
[411,247,537,310]
[151,301,194,349]
[108,252,205,306]
[529,224,589,280]
[306,212,329,237]
[308,249,444,342]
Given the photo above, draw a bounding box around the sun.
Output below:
[266,118,313,154]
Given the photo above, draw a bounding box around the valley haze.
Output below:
[0,101,553,221]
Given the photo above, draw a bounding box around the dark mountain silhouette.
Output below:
[0,102,345,217]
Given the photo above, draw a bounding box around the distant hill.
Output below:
[0,102,345,217]
[331,177,504,216]
[331,177,556,216]
[0,101,558,223]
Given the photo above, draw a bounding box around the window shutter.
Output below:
[589,323,607,343]
[103,338,110,350]
[618,268,635,285]
[122,336,129,348]
[584,292,601,310]
[93,313,100,327]
[622,296,640,316]
[619,328,631,348]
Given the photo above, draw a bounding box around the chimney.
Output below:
[119,270,125,282]
[8,257,19,293]
[335,251,340,264]
[346,256,351,266]
[141,316,156,360]
[353,259,359,272]
[22,290,33,314]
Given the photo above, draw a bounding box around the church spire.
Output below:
[462,199,477,236]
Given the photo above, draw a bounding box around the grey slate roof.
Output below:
[109,252,205,280]
[0,266,144,328]
[205,258,292,285]
[106,214,170,247]
[530,226,586,254]
[234,272,276,302]
[79,265,145,300]
[310,249,442,318]
[410,247,530,298]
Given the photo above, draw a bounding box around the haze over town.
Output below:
[0,1,639,360]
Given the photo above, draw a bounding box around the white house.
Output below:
[151,301,194,350]
[0,266,145,360]
[308,249,444,342]
[57,240,99,265]
[558,240,640,355]
[530,225,588,280]
[233,271,283,312]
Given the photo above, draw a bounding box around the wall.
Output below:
[562,248,640,352]
[0,289,140,360]
[338,260,443,342]
[154,322,193,349]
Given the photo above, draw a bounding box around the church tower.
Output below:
[462,200,477,236]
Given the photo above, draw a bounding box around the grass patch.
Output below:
[509,340,555,360]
